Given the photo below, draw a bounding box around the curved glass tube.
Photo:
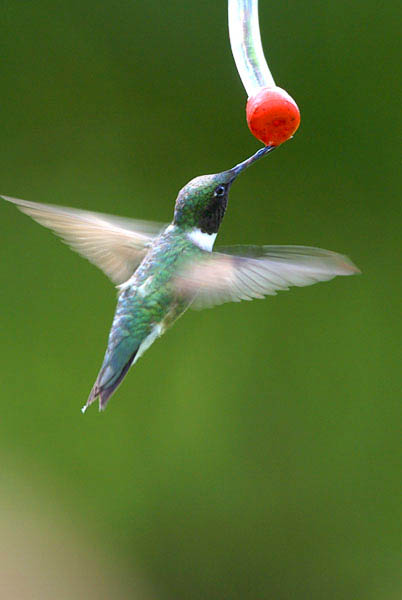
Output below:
[228,0,275,98]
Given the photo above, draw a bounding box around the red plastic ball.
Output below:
[246,86,300,146]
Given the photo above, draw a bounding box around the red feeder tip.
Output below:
[246,86,300,146]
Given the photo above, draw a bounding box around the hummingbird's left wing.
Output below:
[2,196,165,285]
[174,245,360,309]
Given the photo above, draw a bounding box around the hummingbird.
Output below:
[3,145,359,411]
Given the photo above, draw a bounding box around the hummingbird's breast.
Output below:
[113,227,201,340]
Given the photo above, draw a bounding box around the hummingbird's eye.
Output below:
[214,185,226,198]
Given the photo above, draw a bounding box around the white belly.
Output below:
[132,322,165,366]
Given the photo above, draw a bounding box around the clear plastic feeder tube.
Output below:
[228,0,275,98]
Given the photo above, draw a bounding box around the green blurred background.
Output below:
[1,1,400,598]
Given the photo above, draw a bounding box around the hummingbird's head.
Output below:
[173,145,275,234]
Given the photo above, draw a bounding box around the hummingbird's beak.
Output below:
[230,145,276,180]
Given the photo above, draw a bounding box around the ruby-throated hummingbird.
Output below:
[3,145,359,411]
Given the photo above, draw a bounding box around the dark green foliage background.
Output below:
[1,1,400,598]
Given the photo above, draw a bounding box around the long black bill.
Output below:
[230,144,276,179]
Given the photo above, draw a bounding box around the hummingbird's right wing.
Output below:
[174,245,360,309]
[2,196,165,285]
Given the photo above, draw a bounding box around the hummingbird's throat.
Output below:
[199,189,229,235]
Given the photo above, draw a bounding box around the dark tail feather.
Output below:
[82,347,139,413]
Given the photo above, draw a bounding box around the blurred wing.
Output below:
[2,196,165,285]
[175,245,360,310]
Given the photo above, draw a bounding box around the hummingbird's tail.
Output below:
[82,321,164,413]
[82,346,139,413]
